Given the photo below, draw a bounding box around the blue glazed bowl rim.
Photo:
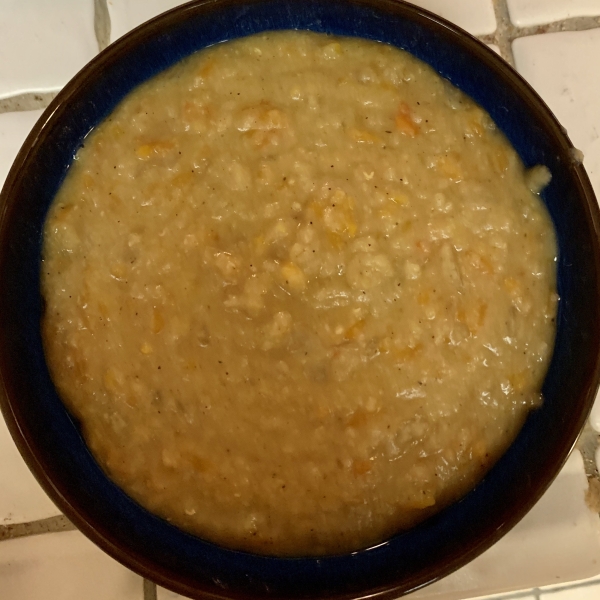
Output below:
[1,1,600,599]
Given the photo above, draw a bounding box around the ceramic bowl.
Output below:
[1,1,600,598]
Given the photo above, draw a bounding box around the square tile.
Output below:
[0,530,142,599]
[513,30,600,198]
[0,110,43,190]
[409,0,497,36]
[0,0,97,100]
[108,0,188,42]
[507,0,600,27]
[0,413,60,525]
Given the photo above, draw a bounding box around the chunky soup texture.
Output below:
[42,31,557,556]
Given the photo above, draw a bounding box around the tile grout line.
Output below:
[94,0,111,52]
[493,0,516,66]
[576,422,600,514]
[0,515,76,542]
[484,589,543,600]
[476,33,497,47]
[536,577,600,595]
[492,0,600,66]
[513,15,600,40]
[143,578,158,600]
[0,91,57,115]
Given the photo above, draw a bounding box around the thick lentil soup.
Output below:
[42,31,558,556]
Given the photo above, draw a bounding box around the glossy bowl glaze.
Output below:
[1,1,600,598]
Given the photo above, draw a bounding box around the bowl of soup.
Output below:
[1,0,600,598]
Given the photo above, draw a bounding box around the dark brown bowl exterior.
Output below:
[1,1,600,598]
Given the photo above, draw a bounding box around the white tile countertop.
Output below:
[1,1,600,599]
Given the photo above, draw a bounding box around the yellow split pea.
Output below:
[41,31,557,556]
